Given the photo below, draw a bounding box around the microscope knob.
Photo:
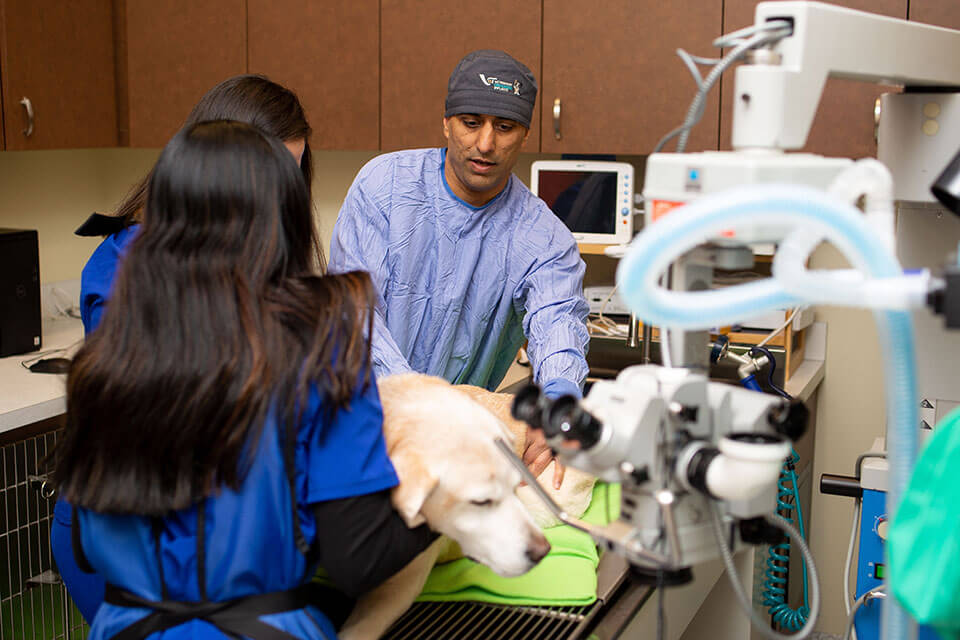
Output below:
[769,399,809,441]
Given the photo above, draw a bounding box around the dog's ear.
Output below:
[390,449,439,528]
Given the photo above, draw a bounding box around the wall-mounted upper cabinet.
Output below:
[116,0,246,148]
[909,0,960,30]
[248,0,379,151]
[719,0,907,159]
[380,0,541,152]
[0,0,117,150]
[541,0,722,155]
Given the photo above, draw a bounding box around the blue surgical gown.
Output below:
[329,148,590,398]
[77,380,398,640]
[53,225,142,623]
[60,226,399,638]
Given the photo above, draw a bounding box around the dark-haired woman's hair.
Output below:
[55,121,372,515]
[114,74,313,226]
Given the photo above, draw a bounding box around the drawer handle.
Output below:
[553,98,562,140]
[20,97,34,137]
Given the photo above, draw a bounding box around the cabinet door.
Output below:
[909,1,960,29]
[119,0,246,147]
[720,0,907,158]
[248,0,378,150]
[0,0,117,150]
[380,0,541,152]
[542,0,722,155]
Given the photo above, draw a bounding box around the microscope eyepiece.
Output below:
[546,395,602,449]
[511,384,546,431]
[512,386,603,449]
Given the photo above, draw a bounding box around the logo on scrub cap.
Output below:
[479,74,522,96]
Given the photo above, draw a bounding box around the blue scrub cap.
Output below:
[444,50,537,129]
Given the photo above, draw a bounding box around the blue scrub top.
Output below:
[79,380,397,639]
[71,228,399,639]
[80,225,139,332]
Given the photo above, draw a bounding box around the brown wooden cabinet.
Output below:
[0,0,117,150]
[719,0,907,159]
[116,0,246,148]
[380,0,541,152]
[909,1,960,29]
[541,0,722,155]
[248,0,379,150]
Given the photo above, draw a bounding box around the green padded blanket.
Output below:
[416,482,621,607]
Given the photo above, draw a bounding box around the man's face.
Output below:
[443,113,530,207]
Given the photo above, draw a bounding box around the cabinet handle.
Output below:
[553,98,562,140]
[19,97,34,137]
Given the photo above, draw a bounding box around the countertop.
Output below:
[0,317,82,434]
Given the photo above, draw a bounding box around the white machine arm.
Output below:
[734,1,960,150]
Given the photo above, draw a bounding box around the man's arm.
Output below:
[329,179,414,378]
[516,230,590,398]
[514,221,591,485]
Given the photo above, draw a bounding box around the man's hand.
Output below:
[522,427,565,489]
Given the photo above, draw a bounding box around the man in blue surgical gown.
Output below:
[329,49,590,481]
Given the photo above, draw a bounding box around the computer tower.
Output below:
[0,229,41,357]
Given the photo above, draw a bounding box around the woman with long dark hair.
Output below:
[55,121,433,639]
[55,74,319,623]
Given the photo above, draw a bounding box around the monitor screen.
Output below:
[536,170,619,235]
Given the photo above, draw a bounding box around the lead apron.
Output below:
[73,501,328,640]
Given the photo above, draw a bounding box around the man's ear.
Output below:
[442,116,451,141]
[390,449,439,528]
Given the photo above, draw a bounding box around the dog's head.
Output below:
[382,375,550,577]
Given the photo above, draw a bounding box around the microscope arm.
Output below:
[734,1,960,150]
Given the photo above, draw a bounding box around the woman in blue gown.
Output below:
[56,74,317,624]
[52,120,434,639]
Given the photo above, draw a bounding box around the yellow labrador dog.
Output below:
[339,373,595,640]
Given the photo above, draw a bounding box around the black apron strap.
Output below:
[151,517,169,601]
[104,582,327,640]
[70,505,96,574]
[196,497,208,601]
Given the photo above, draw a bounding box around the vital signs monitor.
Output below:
[531,160,634,245]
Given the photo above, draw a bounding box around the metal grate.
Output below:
[382,601,597,640]
[0,429,88,639]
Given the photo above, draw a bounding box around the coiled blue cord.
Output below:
[762,449,810,631]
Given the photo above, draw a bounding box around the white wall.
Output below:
[0,148,160,282]
[805,243,887,635]
[0,148,563,284]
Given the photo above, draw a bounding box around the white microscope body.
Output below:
[505,4,960,639]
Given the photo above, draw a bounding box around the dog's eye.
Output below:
[470,499,494,507]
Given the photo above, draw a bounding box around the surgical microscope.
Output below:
[496,4,960,640]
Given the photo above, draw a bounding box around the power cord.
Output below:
[19,339,83,370]
[842,453,888,640]
[709,504,821,640]
[843,586,887,640]
[762,448,810,631]
[756,308,802,349]
[587,284,629,338]
[654,19,794,154]
[48,286,82,320]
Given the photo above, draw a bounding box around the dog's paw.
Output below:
[518,462,597,529]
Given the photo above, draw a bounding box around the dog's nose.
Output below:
[526,535,551,564]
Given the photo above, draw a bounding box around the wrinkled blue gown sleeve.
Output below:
[80,226,138,333]
[515,222,590,399]
[329,181,414,379]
